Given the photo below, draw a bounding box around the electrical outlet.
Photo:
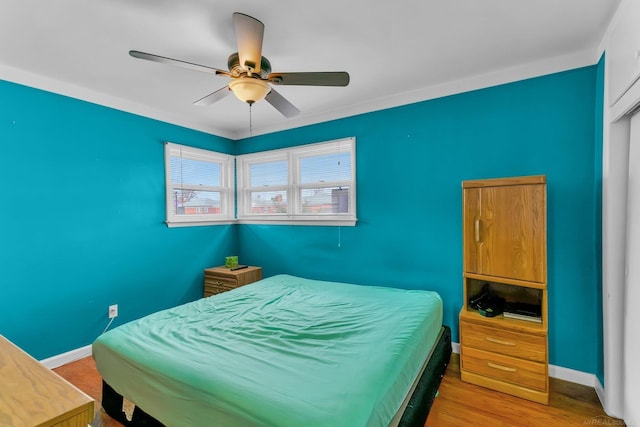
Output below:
[108,304,118,319]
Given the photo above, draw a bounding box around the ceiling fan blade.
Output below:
[193,86,231,106]
[129,50,229,76]
[268,72,350,87]
[233,12,264,73]
[265,88,300,118]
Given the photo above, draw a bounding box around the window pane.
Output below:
[171,189,221,215]
[300,187,349,213]
[171,156,221,187]
[250,161,288,187]
[300,153,351,184]
[250,191,288,214]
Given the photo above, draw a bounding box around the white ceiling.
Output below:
[0,0,621,140]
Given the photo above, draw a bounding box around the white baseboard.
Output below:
[452,342,599,388]
[548,363,598,387]
[40,344,92,369]
[594,376,606,412]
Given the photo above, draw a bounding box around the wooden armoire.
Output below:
[459,175,549,404]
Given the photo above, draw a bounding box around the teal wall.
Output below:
[0,80,237,359]
[1,64,603,376]
[235,66,601,374]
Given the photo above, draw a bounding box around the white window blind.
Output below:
[247,156,289,215]
[165,142,234,227]
[237,137,356,225]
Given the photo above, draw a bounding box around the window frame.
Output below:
[236,137,357,226]
[164,142,234,227]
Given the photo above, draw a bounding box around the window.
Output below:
[165,142,234,227]
[236,137,356,225]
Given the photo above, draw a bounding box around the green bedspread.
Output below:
[92,274,443,427]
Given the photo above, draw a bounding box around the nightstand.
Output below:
[204,266,263,297]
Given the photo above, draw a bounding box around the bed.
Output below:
[92,274,451,427]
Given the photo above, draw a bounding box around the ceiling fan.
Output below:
[129,12,350,118]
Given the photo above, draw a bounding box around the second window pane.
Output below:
[250,190,288,214]
[300,187,349,213]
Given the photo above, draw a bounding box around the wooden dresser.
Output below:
[0,335,94,427]
[204,265,263,297]
[459,175,549,404]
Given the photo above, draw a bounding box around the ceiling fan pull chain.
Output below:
[249,103,253,137]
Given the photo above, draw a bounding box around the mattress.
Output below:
[92,274,443,427]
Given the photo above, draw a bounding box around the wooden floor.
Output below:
[53,356,123,427]
[54,353,625,427]
[425,354,625,427]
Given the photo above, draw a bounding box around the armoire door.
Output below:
[464,183,546,283]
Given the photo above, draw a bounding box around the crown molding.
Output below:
[235,47,600,140]
[2,46,599,142]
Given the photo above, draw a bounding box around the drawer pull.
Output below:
[485,337,516,346]
[487,362,517,372]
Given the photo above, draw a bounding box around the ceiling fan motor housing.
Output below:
[227,52,271,78]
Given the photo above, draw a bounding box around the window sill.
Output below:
[165,219,237,228]
[236,217,357,227]
[166,216,357,227]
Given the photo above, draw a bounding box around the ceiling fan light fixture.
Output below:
[229,77,271,105]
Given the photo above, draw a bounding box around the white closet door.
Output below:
[625,109,640,424]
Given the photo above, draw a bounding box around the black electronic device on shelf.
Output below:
[468,284,504,318]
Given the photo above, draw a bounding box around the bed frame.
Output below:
[100,325,451,427]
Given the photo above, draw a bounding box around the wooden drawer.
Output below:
[461,346,547,392]
[461,321,546,362]
[204,277,239,296]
